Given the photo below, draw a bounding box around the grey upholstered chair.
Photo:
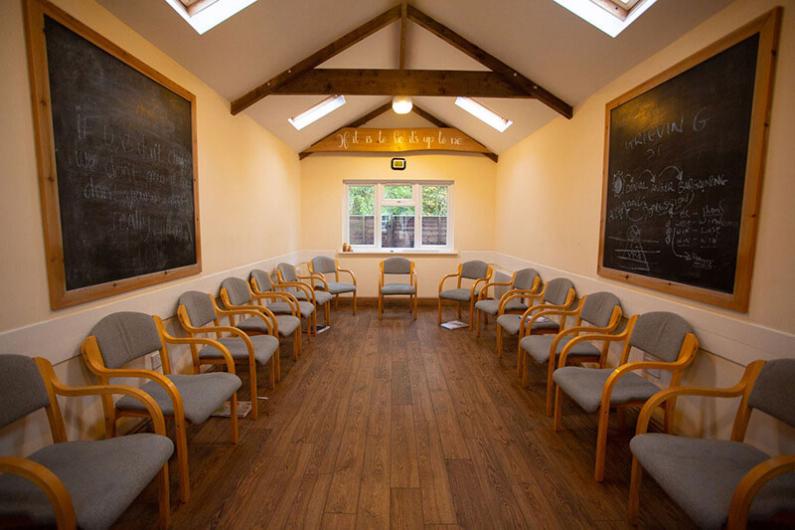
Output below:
[220,276,301,360]
[250,268,316,335]
[437,260,494,327]
[0,354,173,530]
[82,312,242,503]
[378,257,417,320]
[495,277,576,360]
[519,292,623,415]
[308,256,358,315]
[552,311,699,481]
[178,290,279,420]
[628,359,795,529]
[474,268,541,337]
[275,262,333,326]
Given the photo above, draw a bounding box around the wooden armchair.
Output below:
[0,354,172,530]
[437,260,493,327]
[474,268,541,338]
[628,359,795,528]
[378,257,417,320]
[495,277,575,360]
[519,292,623,415]
[552,311,699,481]
[177,290,280,420]
[250,268,316,336]
[275,262,333,326]
[81,312,242,503]
[220,276,300,361]
[308,256,358,315]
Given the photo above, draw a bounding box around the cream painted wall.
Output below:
[494,0,795,452]
[299,153,496,298]
[0,0,300,454]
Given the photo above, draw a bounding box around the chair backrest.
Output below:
[90,312,162,369]
[250,268,274,292]
[748,359,795,428]
[461,260,489,280]
[512,268,539,291]
[629,312,693,362]
[543,278,574,305]
[493,271,512,298]
[277,262,298,282]
[312,256,336,274]
[383,257,412,275]
[221,277,253,306]
[0,354,50,429]
[178,291,216,328]
[580,292,621,327]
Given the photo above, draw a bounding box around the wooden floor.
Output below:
[117,303,694,530]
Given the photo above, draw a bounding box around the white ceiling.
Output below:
[98,0,732,155]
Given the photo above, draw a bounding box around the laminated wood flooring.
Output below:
[115,303,693,529]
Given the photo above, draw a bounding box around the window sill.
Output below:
[337,249,459,257]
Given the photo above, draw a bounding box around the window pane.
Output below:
[384,184,412,200]
[381,205,415,248]
[422,185,448,245]
[348,186,374,245]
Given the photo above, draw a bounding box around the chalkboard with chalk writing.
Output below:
[598,9,781,311]
[25,0,201,308]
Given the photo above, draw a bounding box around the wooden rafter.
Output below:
[230,5,401,114]
[299,101,498,162]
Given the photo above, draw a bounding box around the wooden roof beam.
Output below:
[406,5,573,118]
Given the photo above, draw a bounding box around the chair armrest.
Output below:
[278,281,316,304]
[299,273,329,290]
[338,268,357,286]
[478,280,511,300]
[470,277,490,297]
[160,333,238,373]
[254,291,299,315]
[227,306,278,336]
[187,324,259,357]
[0,457,76,530]
[517,303,568,337]
[728,455,795,530]
[497,290,542,314]
[438,273,459,294]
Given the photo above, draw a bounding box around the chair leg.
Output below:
[249,359,258,420]
[544,355,556,415]
[174,416,190,503]
[553,386,564,431]
[594,405,611,482]
[157,466,170,530]
[627,457,643,525]
[325,303,331,325]
[230,393,239,444]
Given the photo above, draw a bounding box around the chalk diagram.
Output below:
[609,225,659,272]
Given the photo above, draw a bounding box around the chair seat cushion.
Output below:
[475,298,527,316]
[238,315,301,337]
[198,335,278,365]
[553,367,660,413]
[631,434,795,529]
[325,281,356,294]
[382,283,416,295]
[115,373,241,424]
[0,434,173,530]
[440,288,473,302]
[520,334,601,364]
[496,314,560,336]
[296,289,333,305]
[267,300,315,319]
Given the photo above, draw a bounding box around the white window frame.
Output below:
[343,180,454,252]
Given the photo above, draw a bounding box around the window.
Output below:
[345,182,452,251]
[551,0,657,37]
[164,0,258,35]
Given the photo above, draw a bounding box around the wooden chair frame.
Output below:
[177,293,279,421]
[275,267,331,327]
[308,258,358,315]
[628,360,795,528]
[520,295,623,415]
[219,284,297,363]
[0,357,170,530]
[250,274,316,337]
[378,259,418,320]
[437,263,494,327]
[474,273,542,338]
[82,317,239,504]
[552,314,700,481]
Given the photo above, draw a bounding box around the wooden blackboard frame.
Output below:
[598,8,781,312]
[23,0,202,309]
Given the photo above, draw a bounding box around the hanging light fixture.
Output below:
[392,95,413,114]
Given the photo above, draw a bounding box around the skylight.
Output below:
[288,95,347,131]
[552,0,657,37]
[454,98,512,133]
[165,0,258,35]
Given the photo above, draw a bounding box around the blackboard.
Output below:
[25,0,201,308]
[598,9,780,311]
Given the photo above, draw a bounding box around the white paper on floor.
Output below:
[440,320,469,330]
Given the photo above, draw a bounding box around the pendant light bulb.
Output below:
[392,95,413,114]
